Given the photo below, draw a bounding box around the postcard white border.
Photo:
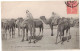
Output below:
[0,0,80,51]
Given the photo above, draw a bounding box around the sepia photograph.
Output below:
[1,1,79,51]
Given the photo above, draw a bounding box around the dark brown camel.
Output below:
[1,19,16,39]
[40,16,60,36]
[55,17,71,44]
[16,18,43,43]
[34,19,43,36]
[2,19,9,39]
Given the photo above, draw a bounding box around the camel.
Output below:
[34,19,43,36]
[21,19,36,43]
[55,17,71,44]
[40,16,60,36]
[16,18,43,36]
[2,19,9,39]
[1,19,16,39]
[16,18,43,43]
[15,18,24,36]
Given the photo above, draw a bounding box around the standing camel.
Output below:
[15,18,29,41]
[2,19,9,39]
[15,18,24,36]
[55,17,71,44]
[2,19,16,39]
[21,19,36,43]
[34,19,43,36]
[40,16,59,36]
[16,18,43,43]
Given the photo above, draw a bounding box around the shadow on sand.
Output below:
[34,35,43,43]
[28,35,43,43]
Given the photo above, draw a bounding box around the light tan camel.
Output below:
[16,18,43,43]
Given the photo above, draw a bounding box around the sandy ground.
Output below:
[2,27,79,51]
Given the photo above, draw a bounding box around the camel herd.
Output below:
[1,16,79,44]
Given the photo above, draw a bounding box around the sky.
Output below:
[1,1,79,19]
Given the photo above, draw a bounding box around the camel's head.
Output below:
[40,16,46,20]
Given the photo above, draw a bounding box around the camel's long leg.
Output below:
[61,36,64,44]
[69,29,70,35]
[56,30,59,44]
[12,27,14,38]
[59,33,61,41]
[21,28,25,42]
[33,28,36,43]
[13,27,15,37]
[18,28,20,36]
[26,28,28,41]
[32,22,36,43]
[21,29,23,36]
[61,30,64,39]
[9,28,11,38]
[38,27,41,36]
[5,29,7,40]
[50,25,53,36]
[61,31,64,44]
[12,27,15,38]
[66,29,69,42]
[29,29,32,43]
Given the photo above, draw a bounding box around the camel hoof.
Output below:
[21,40,24,42]
[51,34,54,36]
[26,39,28,41]
[33,41,36,43]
